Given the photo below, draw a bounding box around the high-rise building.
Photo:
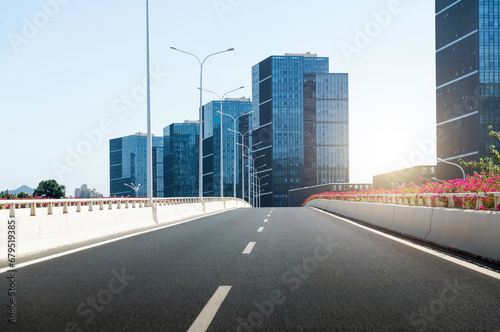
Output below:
[109,133,163,197]
[202,98,252,198]
[252,53,349,207]
[436,0,500,179]
[163,121,199,197]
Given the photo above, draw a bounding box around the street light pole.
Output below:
[198,86,245,198]
[246,153,265,206]
[249,143,264,205]
[230,112,252,198]
[256,173,269,207]
[259,181,269,208]
[170,46,235,197]
[229,129,256,201]
[252,167,268,207]
[437,158,465,180]
[218,109,252,198]
[146,0,152,202]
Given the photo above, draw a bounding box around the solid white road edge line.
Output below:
[187,286,232,332]
[242,242,256,254]
[0,209,235,274]
[313,208,500,281]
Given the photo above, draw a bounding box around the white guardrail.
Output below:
[311,192,500,211]
[0,197,248,218]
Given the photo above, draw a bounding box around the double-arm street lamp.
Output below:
[124,183,145,198]
[198,87,246,198]
[170,46,235,197]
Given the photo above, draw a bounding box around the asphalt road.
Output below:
[1,207,500,331]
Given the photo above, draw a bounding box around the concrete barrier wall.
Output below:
[354,202,372,222]
[369,203,395,229]
[306,199,500,263]
[156,203,205,225]
[425,208,471,251]
[391,206,433,240]
[204,201,226,214]
[1,199,250,257]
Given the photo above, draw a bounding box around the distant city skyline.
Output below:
[1,1,436,196]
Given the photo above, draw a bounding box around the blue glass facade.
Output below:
[436,0,500,179]
[202,99,252,197]
[163,122,199,197]
[252,54,349,207]
[109,134,163,197]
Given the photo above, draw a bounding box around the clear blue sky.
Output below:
[1,0,436,196]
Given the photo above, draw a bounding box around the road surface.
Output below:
[1,207,499,331]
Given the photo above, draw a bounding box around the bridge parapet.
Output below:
[309,192,500,211]
[0,198,250,257]
[1,197,250,218]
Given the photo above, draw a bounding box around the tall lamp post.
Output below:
[220,110,253,198]
[437,158,465,180]
[219,109,253,198]
[236,142,250,200]
[252,167,268,207]
[246,153,265,206]
[145,0,152,202]
[170,46,235,197]
[230,129,256,201]
[198,86,245,197]
[258,182,269,208]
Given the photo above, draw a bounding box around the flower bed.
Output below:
[303,173,500,211]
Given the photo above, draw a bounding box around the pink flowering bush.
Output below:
[303,173,500,211]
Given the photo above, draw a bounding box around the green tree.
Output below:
[16,192,30,199]
[33,180,66,198]
[460,126,500,175]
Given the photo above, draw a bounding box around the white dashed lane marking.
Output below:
[242,242,256,254]
[187,286,232,332]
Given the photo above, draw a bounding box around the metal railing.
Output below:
[310,192,500,211]
[0,197,249,218]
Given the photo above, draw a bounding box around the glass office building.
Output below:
[436,0,500,179]
[202,98,252,198]
[252,53,349,207]
[163,121,200,197]
[109,134,164,197]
